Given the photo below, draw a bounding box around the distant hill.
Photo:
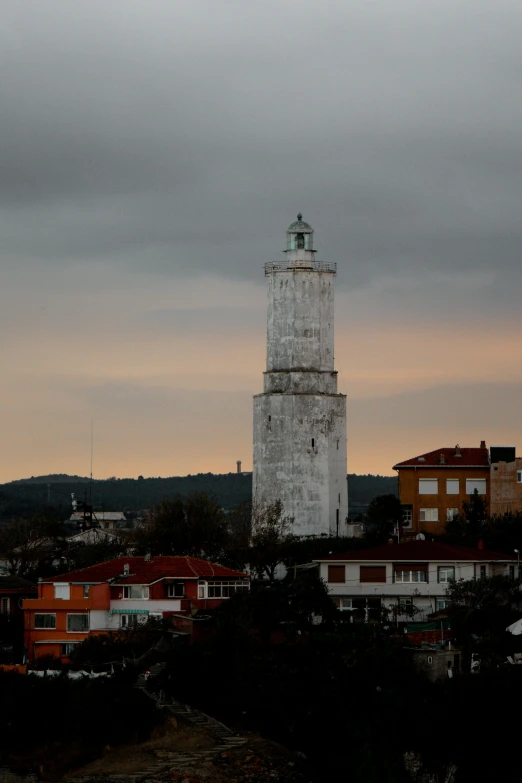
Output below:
[8,474,91,484]
[1,472,397,520]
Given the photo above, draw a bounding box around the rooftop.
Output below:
[393,446,489,469]
[287,213,313,232]
[42,556,250,585]
[0,575,37,591]
[316,541,515,563]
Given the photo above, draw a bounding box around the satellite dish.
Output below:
[416,533,426,540]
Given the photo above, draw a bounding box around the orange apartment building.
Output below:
[393,442,490,535]
[23,556,250,661]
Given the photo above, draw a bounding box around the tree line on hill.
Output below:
[0,472,398,520]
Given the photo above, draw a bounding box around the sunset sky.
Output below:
[2,0,522,483]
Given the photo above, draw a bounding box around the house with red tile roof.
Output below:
[315,541,516,622]
[23,556,249,661]
[393,442,490,534]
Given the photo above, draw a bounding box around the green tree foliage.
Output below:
[248,500,296,582]
[445,489,489,543]
[132,492,229,560]
[0,672,164,778]
[364,494,403,540]
[0,515,68,577]
[216,572,337,642]
[445,574,521,668]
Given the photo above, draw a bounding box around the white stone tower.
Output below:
[253,214,348,537]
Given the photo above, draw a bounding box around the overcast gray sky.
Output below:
[1,0,522,481]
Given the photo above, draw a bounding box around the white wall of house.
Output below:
[89,599,182,631]
[109,599,181,615]
[319,560,511,600]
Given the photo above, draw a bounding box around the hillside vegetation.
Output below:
[0,472,397,519]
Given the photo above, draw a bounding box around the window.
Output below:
[480,565,486,578]
[419,479,438,495]
[0,598,10,614]
[466,479,486,495]
[402,507,413,528]
[121,614,140,628]
[436,599,448,611]
[67,614,89,632]
[438,566,455,583]
[122,585,149,599]
[517,471,522,484]
[34,614,56,629]
[446,508,458,522]
[206,581,250,598]
[420,508,438,522]
[446,479,459,495]
[328,565,346,583]
[360,566,386,584]
[427,656,433,664]
[54,584,70,600]
[339,598,353,611]
[394,570,427,583]
[167,582,185,598]
[61,643,77,657]
[82,585,90,598]
[198,582,205,599]
[311,438,315,448]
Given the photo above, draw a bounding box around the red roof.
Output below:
[316,542,515,563]
[393,446,489,469]
[42,556,249,584]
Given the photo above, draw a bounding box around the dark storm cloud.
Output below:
[1,0,522,292]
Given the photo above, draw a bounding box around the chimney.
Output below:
[440,453,446,464]
[455,445,461,457]
[123,563,130,575]
[478,539,484,550]
[237,460,242,474]
[480,440,486,449]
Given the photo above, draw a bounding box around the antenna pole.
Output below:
[89,419,93,504]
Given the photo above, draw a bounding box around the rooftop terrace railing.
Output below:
[264,260,337,275]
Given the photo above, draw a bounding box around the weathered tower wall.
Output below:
[253,221,349,537]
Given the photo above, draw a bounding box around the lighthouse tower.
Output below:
[253,215,348,537]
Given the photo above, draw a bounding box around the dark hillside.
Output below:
[1,472,397,520]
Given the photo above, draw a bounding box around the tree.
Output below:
[132,493,229,561]
[445,489,488,542]
[248,500,296,582]
[0,515,67,577]
[364,494,402,540]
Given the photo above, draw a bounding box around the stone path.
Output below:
[65,667,248,783]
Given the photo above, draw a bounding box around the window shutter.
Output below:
[328,565,345,583]
[419,479,438,494]
[466,479,487,495]
[360,566,386,583]
[394,563,428,572]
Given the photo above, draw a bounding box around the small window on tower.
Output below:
[296,233,305,249]
[311,438,315,448]
[268,416,271,422]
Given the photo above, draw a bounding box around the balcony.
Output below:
[264,261,336,275]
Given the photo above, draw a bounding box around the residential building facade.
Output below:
[23,556,249,661]
[490,445,522,516]
[393,443,490,535]
[316,541,516,622]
